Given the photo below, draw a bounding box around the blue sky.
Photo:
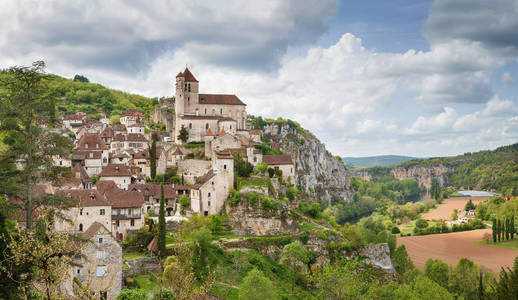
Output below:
[1,0,517,157]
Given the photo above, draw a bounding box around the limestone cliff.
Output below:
[262,123,352,204]
[391,165,452,189]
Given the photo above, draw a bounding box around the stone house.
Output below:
[105,191,145,240]
[169,147,184,166]
[246,147,263,166]
[109,152,131,165]
[72,151,103,176]
[120,109,144,126]
[111,124,127,136]
[263,155,296,184]
[69,222,122,299]
[54,189,112,233]
[126,133,148,150]
[64,113,85,132]
[100,126,114,146]
[58,164,93,190]
[249,129,262,143]
[75,133,110,167]
[204,132,242,158]
[99,164,132,190]
[127,123,146,134]
[128,184,178,216]
[174,68,247,143]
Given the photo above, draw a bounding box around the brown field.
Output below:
[397,229,518,272]
[421,197,491,221]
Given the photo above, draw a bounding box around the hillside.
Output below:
[0,71,157,122]
[342,155,419,168]
[357,143,518,195]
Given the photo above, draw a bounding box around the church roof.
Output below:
[205,128,214,136]
[183,67,198,82]
[217,129,226,137]
[199,94,246,106]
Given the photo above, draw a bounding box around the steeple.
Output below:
[183,67,198,82]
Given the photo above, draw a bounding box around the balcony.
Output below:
[111,213,141,220]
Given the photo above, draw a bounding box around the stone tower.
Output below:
[174,67,199,143]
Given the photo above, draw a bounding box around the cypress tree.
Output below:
[497,219,502,242]
[512,217,515,240]
[150,140,157,181]
[157,183,166,258]
[491,219,498,243]
[506,218,510,241]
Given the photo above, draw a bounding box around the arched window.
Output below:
[208,192,211,198]
[205,123,209,130]
[205,108,207,114]
[79,224,83,231]
[188,83,191,92]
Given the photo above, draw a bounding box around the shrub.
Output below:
[257,162,268,174]
[415,218,428,229]
[117,288,147,300]
[391,226,401,234]
[267,168,275,178]
[179,194,190,207]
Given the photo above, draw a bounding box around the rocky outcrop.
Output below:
[263,123,352,204]
[391,165,452,189]
[360,243,395,274]
[224,201,300,236]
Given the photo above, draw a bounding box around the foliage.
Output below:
[179,194,190,208]
[280,241,309,293]
[424,259,449,289]
[158,184,166,258]
[177,125,189,143]
[299,200,322,219]
[415,218,428,229]
[150,140,157,180]
[117,289,148,300]
[257,162,268,174]
[73,74,89,83]
[233,152,253,178]
[494,256,518,298]
[238,269,278,300]
[254,142,283,155]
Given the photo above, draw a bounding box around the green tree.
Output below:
[177,125,189,143]
[157,184,166,258]
[512,217,515,240]
[451,258,478,299]
[150,140,157,180]
[280,241,309,293]
[464,199,476,211]
[233,152,253,177]
[0,61,72,229]
[72,74,89,83]
[392,245,416,283]
[498,219,502,242]
[412,275,453,300]
[494,256,518,299]
[451,209,458,221]
[117,289,148,300]
[493,219,497,243]
[257,162,268,174]
[190,227,213,280]
[415,218,428,229]
[238,269,278,300]
[424,258,449,289]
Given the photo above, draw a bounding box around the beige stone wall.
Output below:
[99,176,131,190]
[211,134,241,152]
[178,159,211,177]
[269,164,295,185]
[178,118,219,142]
[54,206,112,233]
[71,231,122,299]
[84,158,103,176]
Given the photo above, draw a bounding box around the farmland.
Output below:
[421,196,491,221]
[397,229,518,272]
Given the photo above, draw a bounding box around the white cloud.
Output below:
[502,72,512,84]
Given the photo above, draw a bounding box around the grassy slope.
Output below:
[475,239,518,251]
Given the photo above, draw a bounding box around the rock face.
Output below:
[360,243,396,274]
[224,201,300,236]
[391,165,452,189]
[263,123,352,204]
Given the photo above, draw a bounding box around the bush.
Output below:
[179,194,190,207]
[257,162,268,173]
[415,218,428,229]
[391,226,401,234]
[117,288,148,300]
[267,168,275,178]
[228,189,242,206]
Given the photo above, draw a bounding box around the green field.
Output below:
[475,239,518,250]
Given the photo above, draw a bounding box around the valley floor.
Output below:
[397,229,518,272]
[421,196,490,221]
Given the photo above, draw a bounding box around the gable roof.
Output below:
[128,184,177,199]
[126,133,148,142]
[100,126,114,138]
[193,170,215,188]
[105,190,145,208]
[99,164,132,177]
[56,189,110,207]
[263,154,293,165]
[76,133,109,150]
[72,150,102,160]
[171,147,184,155]
[79,222,111,239]
[205,128,214,136]
[183,67,198,82]
[95,180,120,194]
[198,94,245,106]
[71,163,92,183]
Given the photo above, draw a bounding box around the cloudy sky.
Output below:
[1,0,517,157]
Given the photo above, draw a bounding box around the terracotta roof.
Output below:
[95,180,120,194]
[127,123,145,128]
[194,170,215,188]
[198,94,245,106]
[183,67,198,82]
[72,150,102,160]
[112,124,126,132]
[239,136,250,146]
[56,189,110,207]
[215,150,235,159]
[78,222,111,239]
[71,164,92,183]
[100,127,114,138]
[105,190,145,208]
[122,109,144,117]
[133,149,149,159]
[171,147,183,155]
[176,72,184,78]
[84,119,103,126]
[217,129,226,137]
[249,130,261,135]
[110,152,130,159]
[76,133,108,150]
[205,128,214,136]
[126,133,148,142]
[64,114,83,120]
[263,154,293,165]
[181,115,225,120]
[128,184,177,199]
[112,134,126,142]
[218,117,236,122]
[147,236,157,252]
[99,164,132,177]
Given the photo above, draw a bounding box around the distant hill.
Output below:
[342,155,419,168]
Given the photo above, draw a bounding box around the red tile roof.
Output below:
[72,150,102,160]
[105,190,145,208]
[128,184,177,199]
[249,130,261,135]
[76,133,109,150]
[56,189,110,207]
[122,109,144,117]
[263,155,293,165]
[171,147,184,155]
[95,180,120,194]
[100,127,114,138]
[71,163,92,183]
[193,170,215,188]
[64,114,83,120]
[182,67,198,82]
[217,129,226,137]
[99,164,132,177]
[198,94,245,106]
[205,128,214,136]
[78,222,111,239]
[126,133,148,142]
[181,115,225,120]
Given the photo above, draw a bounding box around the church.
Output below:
[174,68,247,143]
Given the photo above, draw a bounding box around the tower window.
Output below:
[79,224,83,231]
[189,123,192,129]
[224,164,227,170]
[206,123,209,130]
[220,108,223,114]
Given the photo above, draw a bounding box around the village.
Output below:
[14,68,296,297]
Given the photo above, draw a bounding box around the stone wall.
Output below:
[122,256,161,286]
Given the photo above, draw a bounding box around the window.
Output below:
[224,164,227,170]
[188,83,191,92]
[204,211,208,216]
[116,220,120,227]
[97,250,104,259]
[96,265,107,277]
[189,123,192,129]
[220,108,223,114]
[100,291,107,300]
[230,125,232,130]
[100,209,105,215]
[131,219,135,226]
[59,160,62,166]
[80,209,83,216]
[205,123,209,130]
[77,269,81,274]
[98,237,103,244]
[205,108,207,114]
[208,192,211,198]
[208,201,211,207]
[79,224,83,231]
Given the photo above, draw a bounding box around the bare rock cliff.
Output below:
[391,165,452,189]
[262,123,352,204]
